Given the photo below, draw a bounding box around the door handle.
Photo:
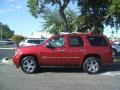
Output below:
[80,49,86,52]
[58,50,65,52]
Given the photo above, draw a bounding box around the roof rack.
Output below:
[60,32,69,34]
[60,32,90,35]
[71,32,84,34]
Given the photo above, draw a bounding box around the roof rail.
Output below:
[60,32,70,34]
[71,32,83,34]
[60,32,90,35]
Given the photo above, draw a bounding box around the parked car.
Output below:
[13,33,113,74]
[112,40,120,45]
[0,39,14,45]
[112,44,120,56]
[19,38,46,47]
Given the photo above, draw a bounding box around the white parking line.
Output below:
[100,72,115,76]
[114,72,120,75]
[0,60,2,63]
[1,58,13,64]
[100,71,120,77]
[0,48,15,50]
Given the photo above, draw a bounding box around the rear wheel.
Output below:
[21,56,38,74]
[83,57,101,74]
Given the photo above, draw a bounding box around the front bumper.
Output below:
[12,55,20,68]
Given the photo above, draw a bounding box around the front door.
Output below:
[40,36,67,65]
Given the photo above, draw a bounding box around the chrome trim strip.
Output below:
[42,56,80,59]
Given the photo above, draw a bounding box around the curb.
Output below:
[1,57,13,64]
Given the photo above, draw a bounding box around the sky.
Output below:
[104,26,120,38]
[0,0,43,36]
[0,0,120,38]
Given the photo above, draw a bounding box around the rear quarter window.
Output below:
[87,36,108,46]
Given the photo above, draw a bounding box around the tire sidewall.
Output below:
[83,57,101,74]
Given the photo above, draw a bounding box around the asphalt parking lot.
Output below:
[0,62,120,90]
[0,44,15,60]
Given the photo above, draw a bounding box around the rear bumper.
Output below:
[12,56,20,68]
[102,57,114,65]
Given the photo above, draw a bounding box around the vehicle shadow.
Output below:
[37,66,84,73]
[36,55,120,74]
[36,61,120,74]
[102,62,120,73]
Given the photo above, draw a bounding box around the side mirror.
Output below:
[46,43,55,48]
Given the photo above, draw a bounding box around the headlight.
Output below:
[15,49,21,55]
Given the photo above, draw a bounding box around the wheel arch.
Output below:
[82,54,102,66]
[19,54,39,66]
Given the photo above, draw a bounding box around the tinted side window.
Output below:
[87,36,108,46]
[34,40,42,44]
[49,37,64,47]
[69,36,84,47]
[27,40,41,44]
[27,40,34,44]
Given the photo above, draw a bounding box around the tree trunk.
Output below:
[57,0,70,32]
[59,8,68,32]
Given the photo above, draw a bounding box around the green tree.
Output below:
[106,0,120,29]
[76,0,110,34]
[0,22,14,39]
[77,0,120,34]
[42,9,77,34]
[27,0,78,32]
[11,35,24,45]
[27,0,120,34]
[42,9,62,34]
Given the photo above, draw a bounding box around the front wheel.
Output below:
[83,57,101,74]
[20,56,38,74]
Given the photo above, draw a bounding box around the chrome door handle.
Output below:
[58,50,65,52]
[80,49,86,52]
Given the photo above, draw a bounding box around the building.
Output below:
[27,31,52,39]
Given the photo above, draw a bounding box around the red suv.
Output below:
[13,33,113,74]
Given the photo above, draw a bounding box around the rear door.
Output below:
[65,35,86,65]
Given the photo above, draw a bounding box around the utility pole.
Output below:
[0,23,2,39]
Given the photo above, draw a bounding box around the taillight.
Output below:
[109,45,112,49]
[109,46,112,55]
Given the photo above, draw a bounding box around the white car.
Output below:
[19,38,46,47]
[0,40,14,45]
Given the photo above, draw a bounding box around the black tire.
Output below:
[83,57,101,74]
[112,49,117,56]
[20,56,38,74]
